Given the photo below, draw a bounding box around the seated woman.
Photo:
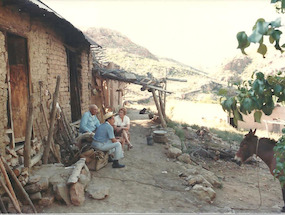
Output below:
[114,107,133,150]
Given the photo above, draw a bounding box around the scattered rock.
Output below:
[186,175,212,188]
[29,192,42,201]
[200,169,223,188]
[27,175,41,184]
[70,183,85,206]
[38,194,55,207]
[24,177,49,194]
[86,186,110,200]
[191,184,216,203]
[166,147,182,159]
[177,153,192,164]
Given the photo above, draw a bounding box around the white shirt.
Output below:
[114,115,130,127]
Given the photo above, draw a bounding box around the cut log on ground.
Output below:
[67,158,86,185]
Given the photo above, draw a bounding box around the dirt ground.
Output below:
[42,107,284,213]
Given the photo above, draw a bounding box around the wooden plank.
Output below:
[166,77,187,82]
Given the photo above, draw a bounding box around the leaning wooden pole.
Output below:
[151,89,167,128]
[43,75,61,164]
[24,95,34,168]
[0,179,21,213]
[1,156,37,213]
[0,156,20,210]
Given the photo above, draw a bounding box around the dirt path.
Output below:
[42,108,284,213]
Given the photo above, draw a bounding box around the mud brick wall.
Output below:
[80,50,93,114]
[0,31,9,154]
[0,5,93,155]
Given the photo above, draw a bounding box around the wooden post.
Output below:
[158,91,166,119]
[151,89,167,128]
[43,75,61,164]
[24,95,34,168]
[163,78,167,116]
[1,156,37,213]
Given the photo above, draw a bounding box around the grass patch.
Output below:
[137,97,151,104]
[166,119,179,129]
[174,127,185,141]
[209,127,244,144]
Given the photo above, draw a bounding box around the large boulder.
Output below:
[54,183,71,205]
[166,147,182,159]
[86,186,110,200]
[70,183,85,206]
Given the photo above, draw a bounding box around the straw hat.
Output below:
[103,112,115,121]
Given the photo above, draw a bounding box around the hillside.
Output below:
[84,27,222,102]
[215,47,285,85]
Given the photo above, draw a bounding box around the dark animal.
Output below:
[139,108,147,114]
[235,129,285,212]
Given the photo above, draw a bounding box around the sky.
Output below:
[42,0,282,70]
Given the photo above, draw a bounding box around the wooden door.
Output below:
[7,34,29,143]
[67,49,81,122]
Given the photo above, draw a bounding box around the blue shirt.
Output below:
[93,122,115,143]
[79,111,100,133]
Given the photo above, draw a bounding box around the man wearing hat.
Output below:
[91,112,125,168]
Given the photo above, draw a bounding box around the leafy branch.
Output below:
[220,0,285,183]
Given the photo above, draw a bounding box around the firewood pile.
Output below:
[4,138,43,187]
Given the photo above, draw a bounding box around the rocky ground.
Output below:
[39,107,283,213]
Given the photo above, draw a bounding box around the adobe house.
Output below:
[237,105,285,135]
[0,0,97,163]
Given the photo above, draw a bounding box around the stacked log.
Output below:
[4,139,44,177]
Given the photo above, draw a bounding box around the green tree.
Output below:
[220,0,285,184]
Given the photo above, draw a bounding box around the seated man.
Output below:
[79,104,100,134]
[91,112,125,168]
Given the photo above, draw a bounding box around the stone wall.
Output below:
[0,5,92,155]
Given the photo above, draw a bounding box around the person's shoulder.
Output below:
[83,111,90,116]
[125,115,130,120]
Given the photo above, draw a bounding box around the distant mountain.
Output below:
[215,47,285,84]
[84,27,224,103]
[85,27,158,61]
